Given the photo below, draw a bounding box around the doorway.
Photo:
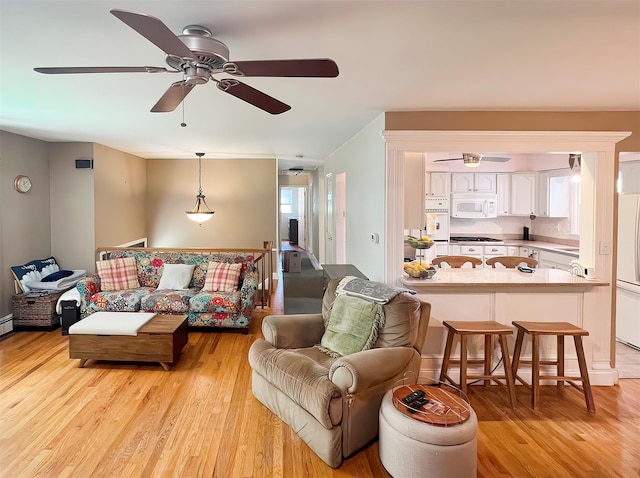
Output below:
[325,172,347,264]
[335,172,346,263]
[280,186,307,250]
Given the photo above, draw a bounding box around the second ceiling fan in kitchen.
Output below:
[434,153,511,168]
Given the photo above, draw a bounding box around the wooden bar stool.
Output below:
[440,321,517,409]
[511,321,595,413]
[432,256,483,269]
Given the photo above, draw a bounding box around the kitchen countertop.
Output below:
[449,239,580,258]
[400,268,607,290]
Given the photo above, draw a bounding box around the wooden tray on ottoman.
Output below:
[12,290,65,330]
[392,384,471,426]
[69,314,188,370]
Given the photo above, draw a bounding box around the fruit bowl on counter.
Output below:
[404,235,435,249]
[403,261,438,279]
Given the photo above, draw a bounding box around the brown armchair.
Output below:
[248,278,431,468]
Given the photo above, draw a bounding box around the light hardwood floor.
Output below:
[1,276,639,477]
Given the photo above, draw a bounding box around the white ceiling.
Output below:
[1,1,639,173]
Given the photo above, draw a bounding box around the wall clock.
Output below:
[14,175,32,193]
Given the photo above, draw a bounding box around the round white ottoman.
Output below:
[379,389,478,478]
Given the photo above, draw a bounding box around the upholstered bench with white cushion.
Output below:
[69,311,156,336]
[68,312,188,370]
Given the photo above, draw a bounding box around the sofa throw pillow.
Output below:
[157,264,196,290]
[203,261,243,292]
[316,294,384,358]
[96,256,140,291]
[10,256,59,292]
[42,269,74,282]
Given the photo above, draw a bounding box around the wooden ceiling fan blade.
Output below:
[34,66,173,74]
[433,158,464,162]
[225,59,339,77]
[110,9,196,60]
[217,79,290,115]
[151,81,196,112]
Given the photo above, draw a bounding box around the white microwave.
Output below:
[450,193,498,219]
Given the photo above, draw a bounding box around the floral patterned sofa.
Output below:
[76,249,261,332]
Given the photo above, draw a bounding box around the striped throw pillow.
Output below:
[203,261,242,292]
[96,256,141,291]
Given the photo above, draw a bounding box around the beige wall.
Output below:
[385,111,640,152]
[93,144,147,250]
[278,174,310,186]
[404,152,424,230]
[0,131,51,316]
[146,158,277,249]
[49,142,95,272]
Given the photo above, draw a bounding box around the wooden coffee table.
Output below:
[69,314,188,370]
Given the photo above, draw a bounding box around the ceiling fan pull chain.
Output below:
[180,77,187,127]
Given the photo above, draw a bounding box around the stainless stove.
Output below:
[449,236,504,244]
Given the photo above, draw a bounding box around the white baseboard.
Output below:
[420,365,618,387]
[0,314,13,336]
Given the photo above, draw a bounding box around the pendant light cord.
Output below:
[196,152,205,194]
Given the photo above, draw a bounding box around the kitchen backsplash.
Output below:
[450,215,575,241]
[532,216,575,241]
[450,216,530,236]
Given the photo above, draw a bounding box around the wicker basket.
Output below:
[11,290,64,329]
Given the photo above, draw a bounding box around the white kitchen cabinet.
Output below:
[425,172,451,196]
[496,173,511,216]
[519,247,539,262]
[538,250,573,271]
[455,245,483,268]
[510,173,536,216]
[474,174,497,193]
[537,172,570,217]
[451,173,497,193]
[457,244,509,268]
[482,245,507,268]
[451,173,474,192]
[507,246,519,256]
[459,245,483,257]
[434,242,449,256]
[484,245,507,256]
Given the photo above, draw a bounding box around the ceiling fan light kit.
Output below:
[34,9,339,115]
[433,153,511,167]
[186,153,214,224]
[462,154,481,168]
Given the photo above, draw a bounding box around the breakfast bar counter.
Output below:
[400,268,607,291]
[398,269,616,386]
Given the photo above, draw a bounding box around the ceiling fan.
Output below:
[434,153,511,168]
[34,9,339,115]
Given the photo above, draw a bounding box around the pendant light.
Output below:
[186,152,215,223]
